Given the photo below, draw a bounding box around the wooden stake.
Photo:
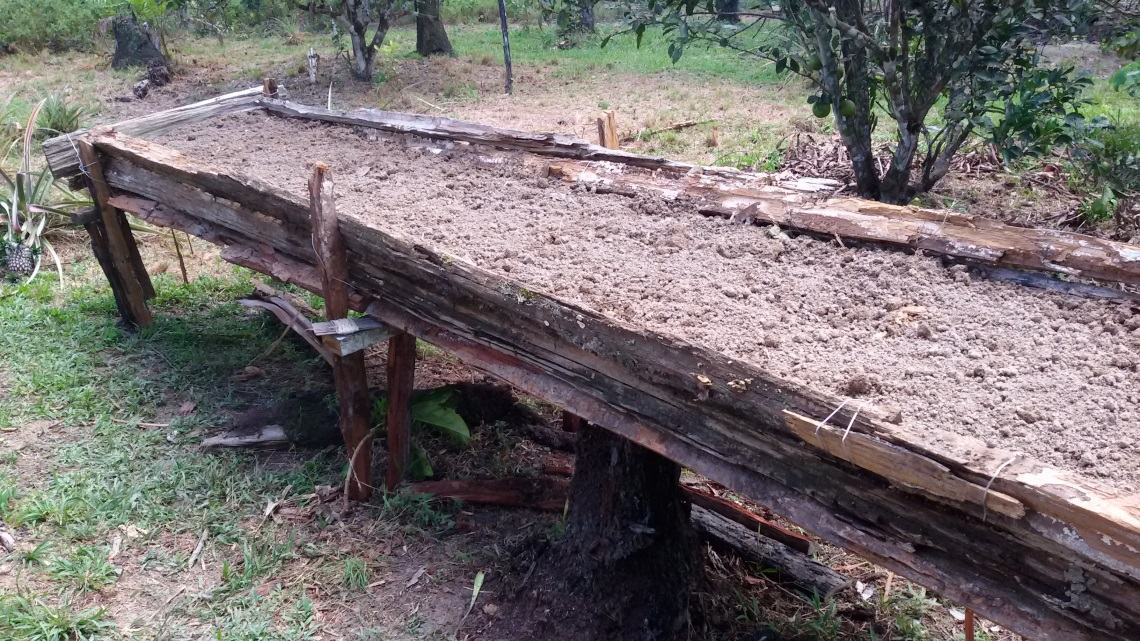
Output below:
[496,0,513,94]
[596,111,619,149]
[385,332,416,490]
[76,140,153,327]
[309,163,373,501]
[262,77,278,98]
[965,608,976,641]
[561,410,586,433]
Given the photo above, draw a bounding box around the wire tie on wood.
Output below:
[841,401,864,444]
[814,398,850,436]
[981,455,1018,523]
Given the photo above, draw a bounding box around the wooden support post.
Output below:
[309,163,373,501]
[385,332,416,490]
[596,111,619,149]
[561,410,586,433]
[495,0,512,94]
[76,140,153,327]
[262,77,278,98]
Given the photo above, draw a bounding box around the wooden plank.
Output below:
[681,485,814,554]
[258,97,746,177]
[43,86,263,180]
[76,140,153,327]
[90,133,1140,641]
[548,161,1140,287]
[409,477,569,512]
[311,316,386,336]
[385,332,416,490]
[691,506,847,599]
[309,163,373,501]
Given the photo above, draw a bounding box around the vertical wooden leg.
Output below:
[561,410,586,433]
[964,608,975,641]
[310,163,373,501]
[76,140,153,327]
[385,332,417,491]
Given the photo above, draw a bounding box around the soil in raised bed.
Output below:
[153,111,1140,490]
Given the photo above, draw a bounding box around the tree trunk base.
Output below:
[480,426,699,641]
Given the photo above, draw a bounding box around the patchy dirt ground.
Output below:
[151,111,1140,490]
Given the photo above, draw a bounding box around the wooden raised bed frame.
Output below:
[45,87,1139,641]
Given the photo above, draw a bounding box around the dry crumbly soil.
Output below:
[151,111,1140,490]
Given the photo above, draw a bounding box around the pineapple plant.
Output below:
[1,99,88,284]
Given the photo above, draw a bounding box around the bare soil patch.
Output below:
[151,111,1140,490]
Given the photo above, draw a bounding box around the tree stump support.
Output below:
[385,331,416,490]
[76,140,154,327]
[309,163,374,501]
[561,410,586,433]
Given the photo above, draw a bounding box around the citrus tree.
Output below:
[631,0,1082,204]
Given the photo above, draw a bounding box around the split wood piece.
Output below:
[623,119,714,143]
[595,110,618,149]
[259,98,752,178]
[385,332,417,490]
[408,477,569,512]
[44,86,264,180]
[310,163,373,501]
[262,77,278,98]
[548,160,1140,287]
[76,140,154,327]
[238,293,333,365]
[311,316,391,358]
[691,506,847,599]
[783,411,1025,520]
[681,486,814,554]
[92,131,1140,640]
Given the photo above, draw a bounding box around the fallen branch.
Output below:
[624,119,715,142]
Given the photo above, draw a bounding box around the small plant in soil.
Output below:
[342,556,370,590]
[47,545,119,593]
[372,387,470,480]
[1,100,88,284]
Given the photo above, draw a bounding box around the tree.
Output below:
[635,0,1077,204]
[312,0,404,80]
[415,0,453,56]
[485,425,698,641]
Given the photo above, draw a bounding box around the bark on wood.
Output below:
[76,140,153,327]
[87,132,1140,641]
[309,163,373,501]
[415,0,453,56]
[690,506,847,599]
[385,332,416,490]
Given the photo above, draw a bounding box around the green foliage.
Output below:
[0,593,111,641]
[1070,118,1140,223]
[36,94,86,140]
[0,0,116,51]
[341,556,370,590]
[47,545,119,592]
[1,101,89,284]
[1110,61,1140,97]
[373,386,470,480]
[440,0,538,24]
[978,63,1095,164]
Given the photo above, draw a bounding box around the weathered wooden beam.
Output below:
[549,161,1140,288]
[690,506,847,599]
[43,86,263,180]
[310,163,373,501]
[385,332,416,490]
[409,477,570,512]
[320,324,391,358]
[76,140,153,327]
[89,132,1140,641]
[681,485,814,555]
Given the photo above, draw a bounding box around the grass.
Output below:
[0,592,111,641]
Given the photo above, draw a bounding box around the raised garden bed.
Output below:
[45,88,1140,641]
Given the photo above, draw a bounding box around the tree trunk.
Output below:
[576,1,596,32]
[714,0,740,22]
[415,0,453,56]
[111,12,167,70]
[880,123,921,204]
[485,425,698,641]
